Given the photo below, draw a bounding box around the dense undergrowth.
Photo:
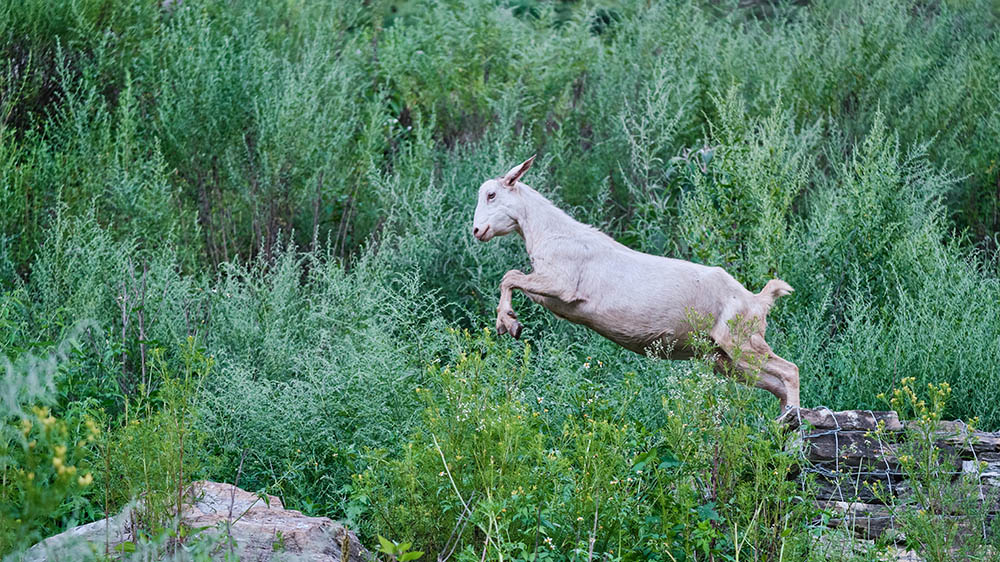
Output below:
[2,0,1000,559]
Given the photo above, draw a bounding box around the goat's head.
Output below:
[472,155,535,242]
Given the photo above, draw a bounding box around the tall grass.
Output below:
[2,0,999,558]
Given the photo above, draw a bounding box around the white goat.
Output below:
[472,156,800,411]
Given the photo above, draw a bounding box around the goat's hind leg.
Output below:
[755,338,800,410]
[743,331,800,410]
[709,323,789,410]
[712,350,788,409]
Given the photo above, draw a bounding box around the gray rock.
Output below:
[786,408,903,431]
[803,430,899,466]
[818,500,898,540]
[23,481,370,561]
[20,506,135,561]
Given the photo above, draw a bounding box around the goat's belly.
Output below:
[544,300,699,360]
[592,325,699,360]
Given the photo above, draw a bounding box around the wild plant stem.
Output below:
[587,496,599,562]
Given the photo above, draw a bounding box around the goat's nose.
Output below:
[473,226,480,236]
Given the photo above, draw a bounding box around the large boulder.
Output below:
[23,481,370,561]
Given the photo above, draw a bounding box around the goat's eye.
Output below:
[487,192,496,201]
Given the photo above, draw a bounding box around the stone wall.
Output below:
[786,408,1000,541]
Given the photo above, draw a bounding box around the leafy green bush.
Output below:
[778,115,1000,423]
[0,334,99,553]
[101,339,212,543]
[873,378,1000,561]
[677,90,819,285]
[2,0,1000,558]
[352,328,818,560]
[1,403,96,552]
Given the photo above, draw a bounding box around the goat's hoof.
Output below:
[495,310,522,339]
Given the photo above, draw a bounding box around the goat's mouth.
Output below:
[475,225,491,241]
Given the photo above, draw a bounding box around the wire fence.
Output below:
[788,406,995,541]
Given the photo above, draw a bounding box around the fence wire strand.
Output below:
[790,407,994,542]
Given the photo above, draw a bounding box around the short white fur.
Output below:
[472,156,801,410]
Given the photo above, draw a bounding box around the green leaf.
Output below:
[258,491,272,508]
[658,450,682,470]
[632,449,655,472]
[696,502,723,523]
[399,551,424,561]
[377,534,396,554]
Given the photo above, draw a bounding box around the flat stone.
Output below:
[787,409,903,431]
[809,471,908,503]
[804,431,899,465]
[948,432,1000,455]
[818,500,897,540]
[181,481,368,561]
[21,506,135,561]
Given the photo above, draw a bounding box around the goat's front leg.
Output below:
[496,271,522,338]
[496,269,578,339]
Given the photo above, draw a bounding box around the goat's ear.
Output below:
[501,154,535,189]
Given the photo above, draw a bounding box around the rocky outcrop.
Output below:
[787,408,1000,542]
[24,481,370,561]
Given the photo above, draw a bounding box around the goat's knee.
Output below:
[500,269,525,290]
[708,323,734,354]
[758,375,788,408]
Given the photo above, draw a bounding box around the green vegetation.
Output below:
[873,378,998,561]
[2,0,999,559]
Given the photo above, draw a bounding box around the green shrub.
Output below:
[352,328,819,560]
[873,378,1000,561]
[1,403,96,552]
[0,335,100,554]
[101,339,212,542]
[778,114,1000,424]
[2,0,1000,557]
[677,90,819,285]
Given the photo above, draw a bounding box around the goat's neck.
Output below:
[515,186,581,257]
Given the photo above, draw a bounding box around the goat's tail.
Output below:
[756,278,794,313]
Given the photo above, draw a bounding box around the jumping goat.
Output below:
[471,156,800,411]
